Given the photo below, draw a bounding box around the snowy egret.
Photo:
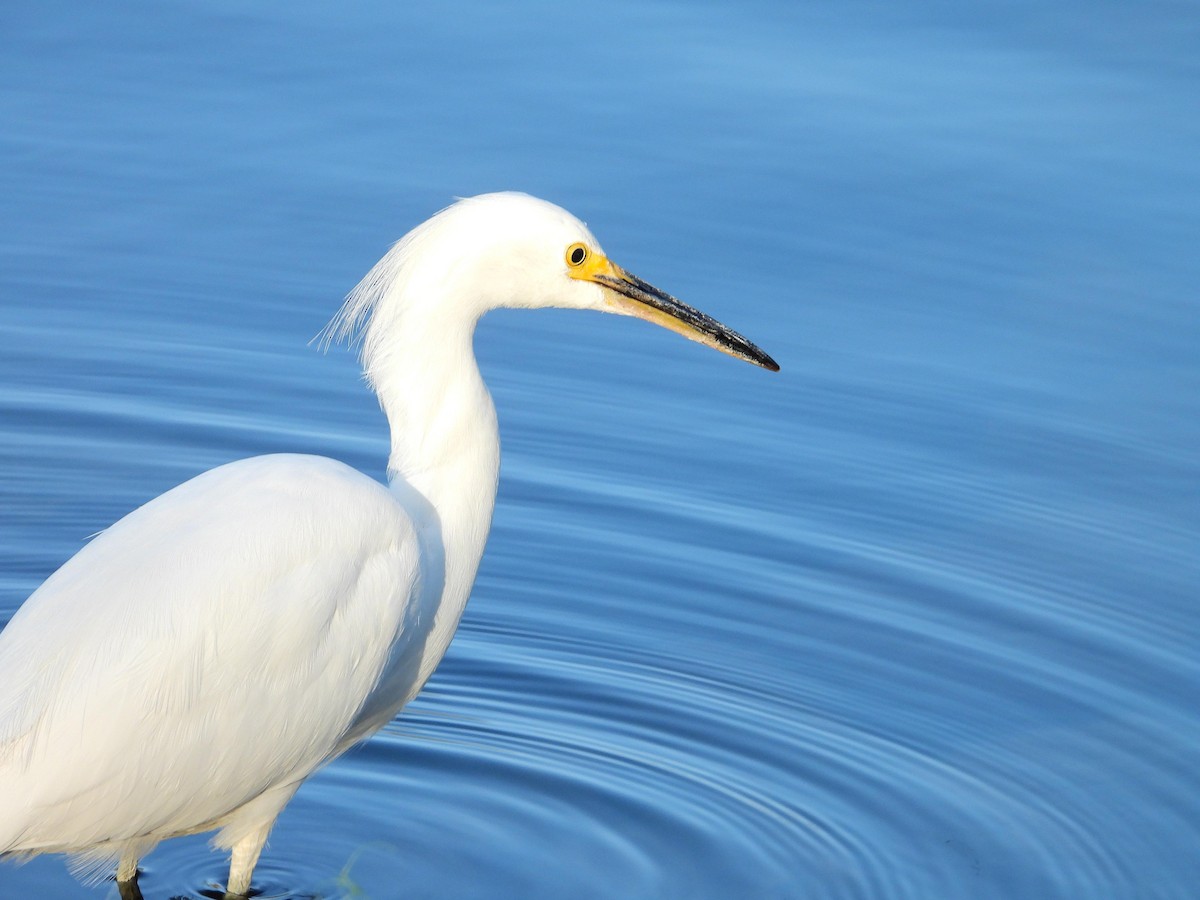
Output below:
[0,192,777,896]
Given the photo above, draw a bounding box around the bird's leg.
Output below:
[115,855,143,900]
[224,822,272,897]
[116,852,140,882]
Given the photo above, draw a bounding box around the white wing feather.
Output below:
[0,454,432,856]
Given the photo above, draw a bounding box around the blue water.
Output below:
[2,2,1198,898]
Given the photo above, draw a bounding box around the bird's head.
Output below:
[324,192,778,372]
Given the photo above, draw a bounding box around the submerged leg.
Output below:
[225,821,272,897]
[116,854,142,900]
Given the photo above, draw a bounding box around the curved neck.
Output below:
[371,310,500,618]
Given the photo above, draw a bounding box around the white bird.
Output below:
[0,192,777,897]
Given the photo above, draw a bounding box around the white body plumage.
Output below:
[1,456,438,858]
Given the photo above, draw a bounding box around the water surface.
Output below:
[2,2,1198,898]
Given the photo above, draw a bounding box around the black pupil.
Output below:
[571,247,585,264]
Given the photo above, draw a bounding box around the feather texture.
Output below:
[0,454,432,860]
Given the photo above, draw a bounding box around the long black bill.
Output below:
[596,270,780,372]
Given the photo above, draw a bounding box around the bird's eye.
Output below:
[566,243,588,267]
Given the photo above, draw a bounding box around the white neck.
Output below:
[370,307,499,664]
